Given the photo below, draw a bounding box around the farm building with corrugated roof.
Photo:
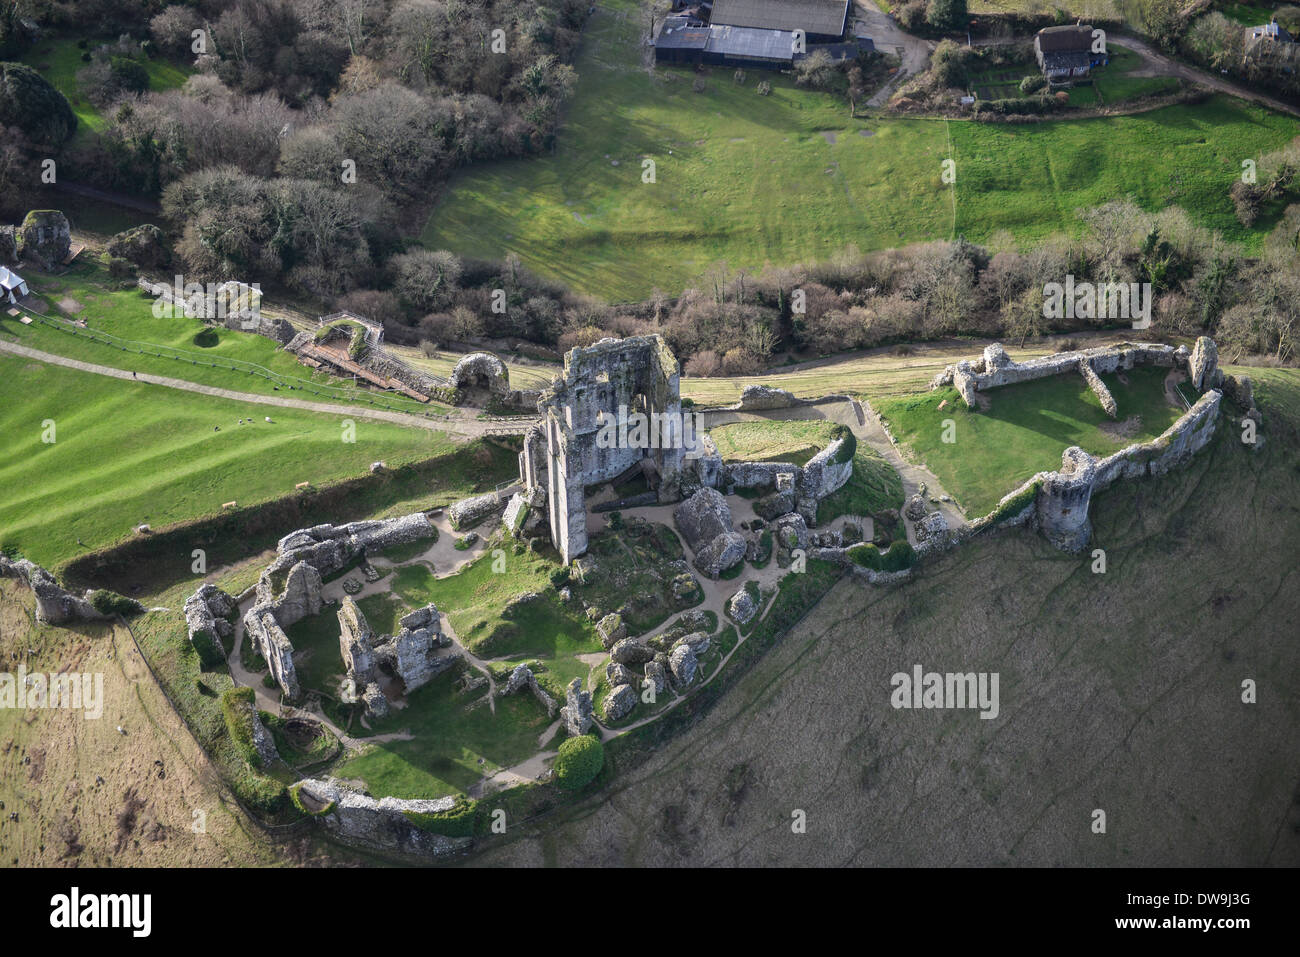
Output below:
[654,13,871,71]
[710,0,850,43]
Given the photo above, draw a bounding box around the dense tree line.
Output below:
[1132,0,1300,100]
[334,193,1298,371]
[3,0,587,287]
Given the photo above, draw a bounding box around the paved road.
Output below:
[0,340,536,439]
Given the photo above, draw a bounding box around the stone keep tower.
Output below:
[1035,446,1096,553]
[521,336,686,563]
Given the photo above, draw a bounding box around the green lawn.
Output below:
[1087,47,1181,105]
[816,447,906,525]
[9,260,449,415]
[391,550,599,662]
[950,97,1298,252]
[22,37,190,136]
[874,366,1185,515]
[423,0,954,301]
[286,606,347,696]
[332,662,555,799]
[1216,2,1279,26]
[0,354,454,568]
[421,1,1299,300]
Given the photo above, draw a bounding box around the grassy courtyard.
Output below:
[874,365,1184,515]
[332,662,555,799]
[422,0,1300,301]
[391,548,600,664]
[0,354,455,568]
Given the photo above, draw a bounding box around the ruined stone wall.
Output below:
[294,778,472,860]
[0,556,106,625]
[945,342,1187,409]
[1092,389,1222,490]
[714,436,852,523]
[242,512,437,700]
[1008,389,1221,553]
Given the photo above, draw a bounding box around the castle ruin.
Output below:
[519,336,689,563]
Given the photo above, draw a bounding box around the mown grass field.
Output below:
[423,0,955,300]
[6,260,449,415]
[875,365,1183,514]
[951,96,1297,247]
[680,335,1126,405]
[422,0,1300,300]
[708,419,841,465]
[21,37,190,135]
[0,354,453,568]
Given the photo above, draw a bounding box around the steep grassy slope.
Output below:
[0,354,454,568]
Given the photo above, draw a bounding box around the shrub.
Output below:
[89,589,144,617]
[0,61,77,148]
[926,0,968,34]
[234,769,288,816]
[554,734,604,790]
[846,542,882,569]
[220,687,261,766]
[106,255,134,279]
[110,56,149,94]
[549,566,571,588]
[1019,74,1046,95]
[289,783,336,817]
[880,540,916,572]
[404,798,478,836]
[987,478,1040,524]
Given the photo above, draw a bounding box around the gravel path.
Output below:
[1107,34,1300,120]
